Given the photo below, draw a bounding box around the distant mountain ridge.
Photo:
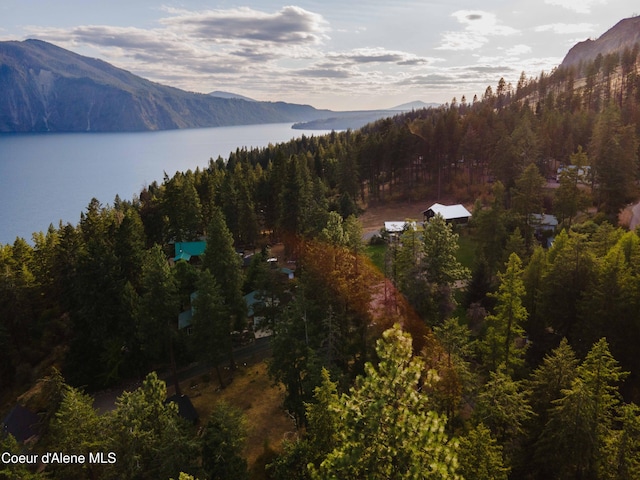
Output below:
[561,16,640,70]
[388,100,440,110]
[0,39,331,132]
[292,101,440,130]
[208,91,256,102]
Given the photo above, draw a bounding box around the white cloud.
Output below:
[22,5,336,93]
[438,31,488,51]
[505,44,532,56]
[535,23,596,34]
[437,10,518,51]
[451,10,518,36]
[544,0,608,14]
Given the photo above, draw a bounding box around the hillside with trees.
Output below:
[2,20,640,479]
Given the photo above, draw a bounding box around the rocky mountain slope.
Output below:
[561,16,640,71]
[0,39,330,132]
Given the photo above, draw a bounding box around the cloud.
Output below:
[22,5,334,91]
[16,4,546,108]
[534,23,596,34]
[25,24,214,68]
[438,31,488,51]
[437,10,518,51]
[544,0,608,14]
[451,10,518,36]
[26,6,330,67]
[505,44,532,56]
[160,6,329,45]
[327,48,437,66]
[296,67,353,78]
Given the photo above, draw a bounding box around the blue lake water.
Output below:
[0,123,332,245]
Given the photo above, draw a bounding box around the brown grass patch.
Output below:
[169,362,294,470]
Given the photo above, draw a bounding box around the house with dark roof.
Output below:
[2,405,40,443]
[165,394,199,424]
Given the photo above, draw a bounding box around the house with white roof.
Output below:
[423,203,472,224]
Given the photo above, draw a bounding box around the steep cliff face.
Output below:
[0,39,328,132]
[561,16,640,70]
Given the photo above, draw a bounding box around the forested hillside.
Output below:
[1,35,640,479]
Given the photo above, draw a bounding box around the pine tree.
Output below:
[202,207,245,333]
[108,372,200,480]
[590,104,639,216]
[481,253,528,373]
[536,338,628,478]
[191,270,231,387]
[201,402,248,480]
[458,423,510,480]
[474,366,533,455]
[310,325,461,480]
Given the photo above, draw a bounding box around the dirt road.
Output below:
[630,200,640,230]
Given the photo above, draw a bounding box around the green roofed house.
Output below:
[173,241,206,263]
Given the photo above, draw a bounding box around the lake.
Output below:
[0,123,333,245]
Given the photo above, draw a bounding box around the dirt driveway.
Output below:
[359,201,427,236]
[630,201,640,230]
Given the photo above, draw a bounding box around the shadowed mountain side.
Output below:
[0,39,332,132]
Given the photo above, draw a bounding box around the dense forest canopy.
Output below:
[2,41,640,479]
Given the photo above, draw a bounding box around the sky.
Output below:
[1,0,638,110]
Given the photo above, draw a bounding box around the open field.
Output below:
[359,201,427,235]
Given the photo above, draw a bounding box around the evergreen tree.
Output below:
[474,181,509,273]
[47,385,107,479]
[474,366,533,457]
[527,338,579,420]
[538,230,596,349]
[590,104,639,216]
[108,372,200,480]
[521,246,548,357]
[600,403,640,479]
[420,214,470,324]
[310,325,461,480]
[163,172,203,241]
[554,146,590,227]
[202,207,246,333]
[305,368,339,464]
[268,299,322,425]
[481,253,528,373]
[457,423,510,480]
[201,402,248,480]
[137,245,180,374]
[511,163,545,249]
[191,269,231,387]
[536,338,628,478]
[0,433,45,479]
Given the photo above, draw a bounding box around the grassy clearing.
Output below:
[455,230,478,270]
[365,243,387,273]
[168,361,294,477]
